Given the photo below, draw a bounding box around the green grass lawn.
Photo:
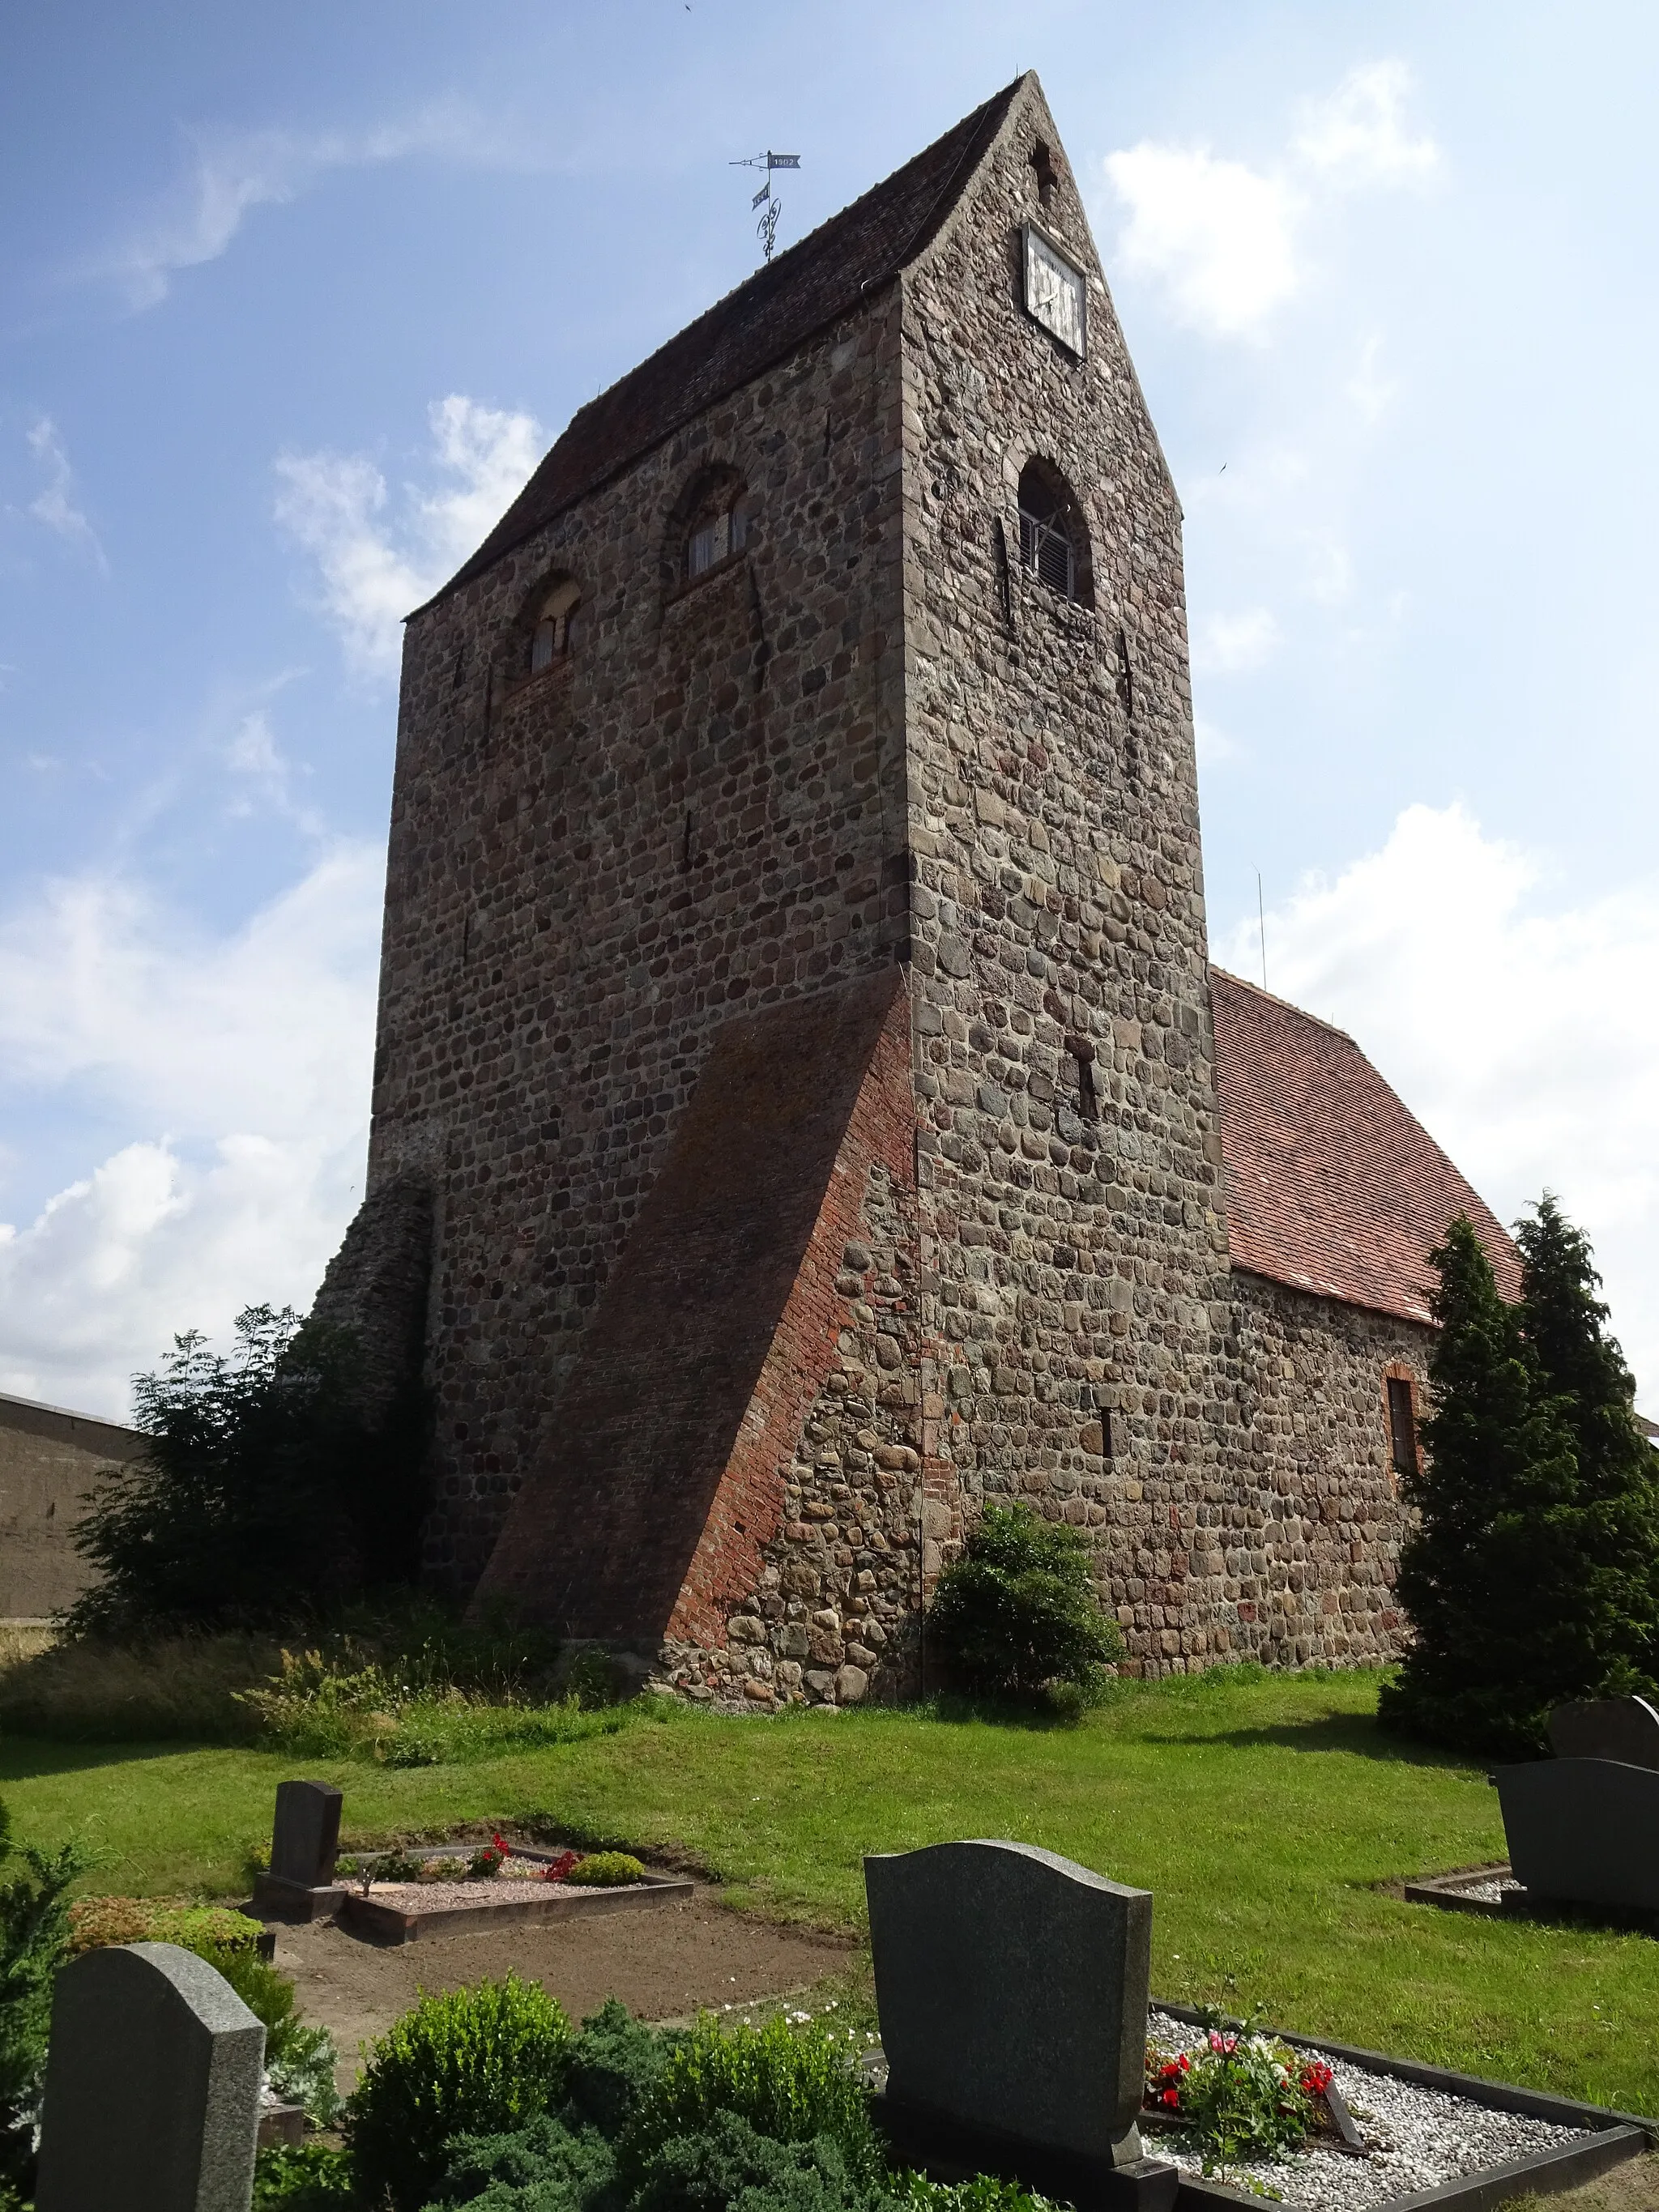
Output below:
[5,1667,1657,2118]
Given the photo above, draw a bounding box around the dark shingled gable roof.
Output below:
[1211,967,1521,1324]
[424,75,1027,608]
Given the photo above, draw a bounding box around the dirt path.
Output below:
[273,1886,856,2083]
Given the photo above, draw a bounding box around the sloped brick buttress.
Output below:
[467,969,917,1649]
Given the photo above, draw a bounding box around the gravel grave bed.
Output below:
[1145,2010,1590,2210]
[357,1856,640,1912]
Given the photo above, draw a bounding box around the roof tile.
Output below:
[425,75,1026,607]
[1211,968,1520,1323]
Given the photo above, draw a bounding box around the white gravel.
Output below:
[362,1857,638,1912]
[1145,2011,1589,2209]
[1444,1875,1523,1906]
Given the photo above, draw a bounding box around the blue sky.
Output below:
[3,0,1657,1416]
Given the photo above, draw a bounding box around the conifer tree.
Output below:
[1378,1215,1579,1755]
[1513,1193,1659,1690]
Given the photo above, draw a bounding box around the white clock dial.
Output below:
[1023,228,1087,356]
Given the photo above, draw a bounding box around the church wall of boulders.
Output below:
[369,287,913,1594]
[337,77,1431,1689]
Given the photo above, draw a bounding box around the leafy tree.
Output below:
[0,1799,84,2192]
[927,1500,1122,1703]
[1380,1207,1659,1756]
[65,1306,429,1639]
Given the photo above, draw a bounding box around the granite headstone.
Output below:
[1546,1696,1659,1771]
[1497,1757,1659,1912]
[865,1839,1176,2209]
[252,1779,345,1920]
[36,1941,265,2212]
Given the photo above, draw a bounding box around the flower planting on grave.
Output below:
[1144,2010,1333,2176]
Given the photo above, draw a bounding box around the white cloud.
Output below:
[1101,58,1438,340]
[104,106,523,312]
[1218,803,1659,1403]
[275,395,543,675]
[1293,62,1439,187]
[1104,146,1301,339]
[20,418,107,569]
[1193,607,1281,675]
[0,846,382,1417]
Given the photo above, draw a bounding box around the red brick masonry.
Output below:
[470,971,913,1645]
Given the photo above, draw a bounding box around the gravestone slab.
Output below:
[252,1779,345,1920]
[866,1839,1175,2208]
[36,1941,264,2212]
[1498,1758,1659,1912]
[1547,1696,1659,1770]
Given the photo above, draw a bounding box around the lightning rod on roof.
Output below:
[731,149,801,262]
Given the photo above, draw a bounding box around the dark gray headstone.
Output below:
[866,1839,1153,2167]
[36,1941,264,2212]
[1498,1758,1659,1912]
[269,1779,343,1887]
[1547,1696,1659,1770]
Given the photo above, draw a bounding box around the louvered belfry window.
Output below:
[1017,472,1077,600]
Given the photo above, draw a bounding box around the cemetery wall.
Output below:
[368,284,913,1592]
[0,1391,140,1619]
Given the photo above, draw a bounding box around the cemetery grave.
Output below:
[862,1839,1655,2212]
[1406,1697,1659,1929]
[249,1774,693,1943]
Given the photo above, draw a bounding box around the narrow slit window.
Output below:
[1070,1040,1098,1121]
[1387,1376,1418,1477]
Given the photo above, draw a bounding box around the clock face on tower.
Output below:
[1022,226,1087,356]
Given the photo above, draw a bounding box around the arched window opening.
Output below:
[1031,141,1057,211]
[529,578,581,672]
[1017,462,1082,601]
[679,472,753,585]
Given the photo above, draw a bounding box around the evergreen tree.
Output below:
[1381,1204,1659,1756]
[1513,1193,1659,1689]
[1378,1216,1580,1756]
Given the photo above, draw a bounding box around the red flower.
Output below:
[1162,2088,1179,2107]
[539,1850,580,1883]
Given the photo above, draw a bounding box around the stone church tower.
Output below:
[319,73,1517,1700]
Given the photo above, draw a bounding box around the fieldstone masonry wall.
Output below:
[328,73,1429,1694]
[369,289,911,1592]
[893,89,1242,1673]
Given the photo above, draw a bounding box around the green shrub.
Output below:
[0,1799,84,2189]
[64,1305,430,1640]
[637,2012,881,2185]
[420,2002,1062,2212]
[630,2106,871,2212]
[926,1502,1122,1703]
[564,1853,646,1887]
[253,2140,354,2208]
[68,1898,268,1956]
[348,1975,572,2210]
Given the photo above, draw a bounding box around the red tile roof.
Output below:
[1210,968,1520,1323]
[424,76,1027,608]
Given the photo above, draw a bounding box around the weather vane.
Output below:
[731,149,800,262]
